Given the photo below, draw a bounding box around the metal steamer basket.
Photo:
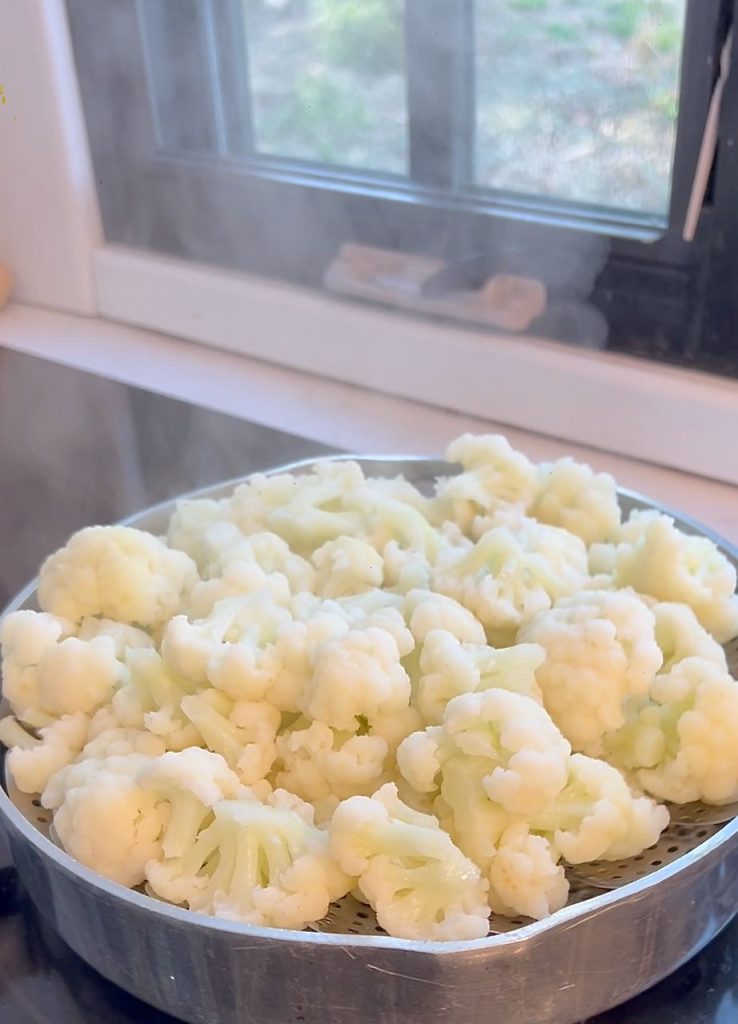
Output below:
[1,456,737,1024]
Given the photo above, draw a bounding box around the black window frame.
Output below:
[66,0,738,376]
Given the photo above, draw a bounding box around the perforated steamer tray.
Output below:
[1,455,738,1024]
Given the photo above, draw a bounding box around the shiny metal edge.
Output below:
[0,452,736,957]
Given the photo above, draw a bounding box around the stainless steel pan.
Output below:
[1,455,737,1024]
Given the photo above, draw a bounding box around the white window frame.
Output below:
[2,0,738,486]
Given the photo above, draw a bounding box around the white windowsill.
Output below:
[0,301,735,545]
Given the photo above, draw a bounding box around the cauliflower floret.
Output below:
[38,526,199,629]
[529,754,668,864]
[1,610,122,726]
[404,590,486,645]
[138,748,243,857]
[187,525,314,616]
[518,590,663,756]
[275,720,390,822]
[146,791,350,930]
[161,593,290,701]
[436,434,538,531]
[652,602,728,672]
[301,626,411,732]
[611,511,738,643]
[42,754,165,887]
[487,824,568,921]
[76,618,155,656]
[0,713,89,794]
[433,519,589,635]
[399,690,570,838]
[329,783,490,940]
[346,482,444,563]
[441,690,571,815]
[110,648,202,751]
[608,658,738,805]
[80,721,168,760]
[413,630,544,725]
[382,541,432,592]
[312,537,384,598]
[531,458,621,546]
[229,462,365,553]
[180,689,280,785]
[167,497,232,569]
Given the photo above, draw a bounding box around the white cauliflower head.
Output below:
[38,526,199,629]
[437,434,538,530]
[42,754,165,887]
[432,519,589,635]
[0,713,89,794]
[312,537,384,598]
[413,630,544,725]
[404,590,486,646]
[652,602,728,672]
[180,689,280,785]
[612,511,738,643]
[275,719,390,822]
[529,753,669,864]
[609,657,738,805]
[518,590,663,755]
[161,593,290,701]
[487,824,568,921]
[532,458,621,546]
[329,783,490,940]
[301,626,412,732]
[229,462,366,553]
[146,791,350,930]
[1,610,122,727]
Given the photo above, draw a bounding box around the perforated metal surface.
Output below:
[2,457,737,941]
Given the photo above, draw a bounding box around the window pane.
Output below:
[244,0,407,174]
[475,0,686,215]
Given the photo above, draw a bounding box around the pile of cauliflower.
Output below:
[1,434,737,942]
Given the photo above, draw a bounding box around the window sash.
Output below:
[65,0,735,373]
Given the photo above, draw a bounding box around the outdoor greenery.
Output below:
[244,0,685,212]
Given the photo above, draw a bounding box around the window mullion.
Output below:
[405,0,475,191]
[204,0,255,160]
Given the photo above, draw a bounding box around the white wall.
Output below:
[0,0,101,313]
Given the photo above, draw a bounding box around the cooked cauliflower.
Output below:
[180,690,280,785]
[436,434,538,530]
[404,590,486,645]
[275,719,390,822]
[312,537,384,598]
[161,593,290,701]
[611,511,738,643]
[608,658,738,805]
[652,602,728,672]
[529,753,668,863]
[518,590,663,756]
[301,626,412,732]
[1,610,122,726]
[532,458,621,545]
[111,648,201,751]
[329,783,490,940]
[2,433,733,939]
[413,630,544,725]
[229,462,365,552]
[433,519,588,635]
[0,713,89,794]
[42,754,165,887]
[487,824,568,921]
[138,748,243,857]
[146,790,350,930]
[38,526,198,629]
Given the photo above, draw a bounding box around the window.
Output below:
[66,0,737,376]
